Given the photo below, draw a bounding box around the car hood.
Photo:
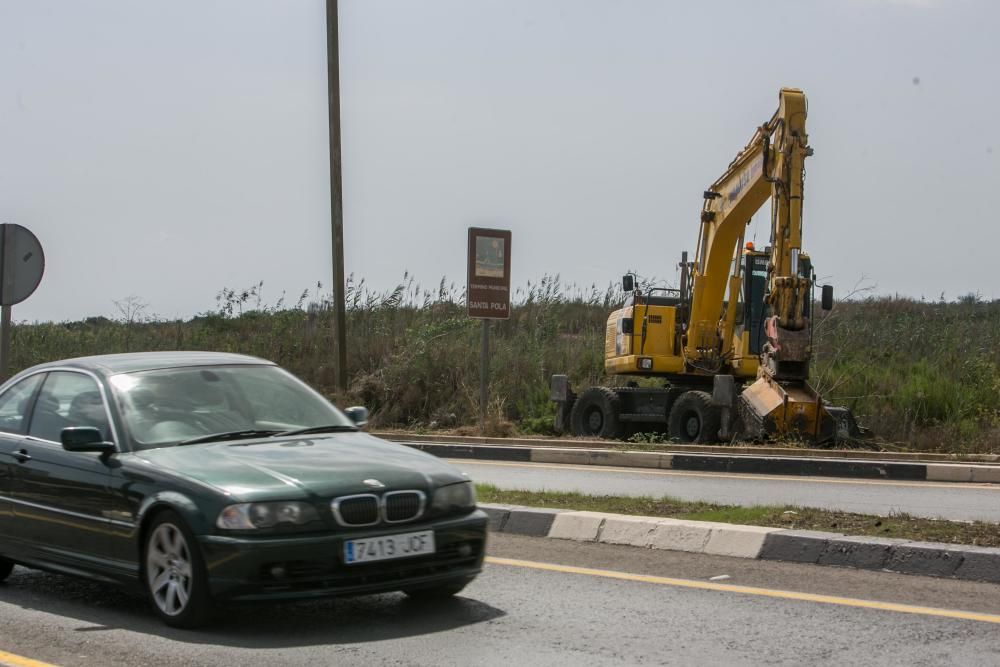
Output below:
[131,432,467,502]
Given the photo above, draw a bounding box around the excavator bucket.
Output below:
[738,374,839,443]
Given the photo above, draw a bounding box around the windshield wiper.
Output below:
[176,429,283,446]
[274,424,359,437]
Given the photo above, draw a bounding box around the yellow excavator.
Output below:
[551,87,862,444]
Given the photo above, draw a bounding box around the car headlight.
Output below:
[216,501,319,529]
[431,482,476,513]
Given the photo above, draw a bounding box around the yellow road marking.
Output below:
[0,650,60,667]
[452,459,1000,491]
[486,556,1000,625]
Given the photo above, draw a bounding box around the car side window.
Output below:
[0,374,45,434]
[28,372,112,444]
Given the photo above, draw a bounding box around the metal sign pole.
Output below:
[480,319,489,433]
[0,305,10,383]
[0,225,6,381]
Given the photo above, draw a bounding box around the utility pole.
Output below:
[326,0,348,391]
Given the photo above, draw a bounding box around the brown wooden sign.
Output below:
[467,227,511,319]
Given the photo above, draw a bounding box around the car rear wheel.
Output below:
[144,511,215,628]
[569,387,624,439]
[0,557,13,582]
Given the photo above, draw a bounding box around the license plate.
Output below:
[344,530,435,564]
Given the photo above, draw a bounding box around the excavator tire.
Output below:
[668,390,722,443]
[569,387,625,439]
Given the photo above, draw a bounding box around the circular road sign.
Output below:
[0,224,45,306]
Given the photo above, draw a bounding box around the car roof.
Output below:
[19,351,274,376]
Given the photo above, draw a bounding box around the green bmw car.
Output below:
[0,352,487,627]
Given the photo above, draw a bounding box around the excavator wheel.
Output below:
[569,387,625,439]
[667,391,721,443]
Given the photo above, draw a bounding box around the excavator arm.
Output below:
[686,88,837,441]
[684,87,811,372]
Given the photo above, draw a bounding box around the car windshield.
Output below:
[109,364,353,450]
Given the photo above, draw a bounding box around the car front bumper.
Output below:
[198,510,488,602]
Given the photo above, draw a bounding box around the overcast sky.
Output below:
[1,0,997,323]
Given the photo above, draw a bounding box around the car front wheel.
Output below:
[0,557,13,582]
[144,511,214,628]
[667,390,721,443]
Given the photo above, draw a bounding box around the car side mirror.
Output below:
[61,427,116,454]
[622,275,635,292]
[821,284,834,311]
[344,406,369,427]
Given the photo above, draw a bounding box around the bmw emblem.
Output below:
[363,478,385,488]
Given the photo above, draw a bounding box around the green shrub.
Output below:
[7,280,999,453]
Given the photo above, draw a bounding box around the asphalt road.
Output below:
[1,534,999,666]
[449,459,1000,522]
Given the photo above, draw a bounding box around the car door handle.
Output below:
[13,449,31,463]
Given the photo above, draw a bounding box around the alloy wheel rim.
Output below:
[146,523,193,616]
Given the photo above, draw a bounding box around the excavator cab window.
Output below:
[743,253,769,354]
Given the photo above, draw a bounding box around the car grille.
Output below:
[384,491,425,523]
[333,495,380,526]
[331,491,426,527]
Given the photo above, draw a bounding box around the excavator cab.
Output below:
[734,249,813,358]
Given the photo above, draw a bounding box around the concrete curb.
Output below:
[375,431,1000,464]
[926,463,1000,483]
[372,431,1000,467]
[393,439,1000,485]
[482,503,1000,585]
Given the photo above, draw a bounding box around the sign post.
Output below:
[467,228,511,432]
[0,224,46,382]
